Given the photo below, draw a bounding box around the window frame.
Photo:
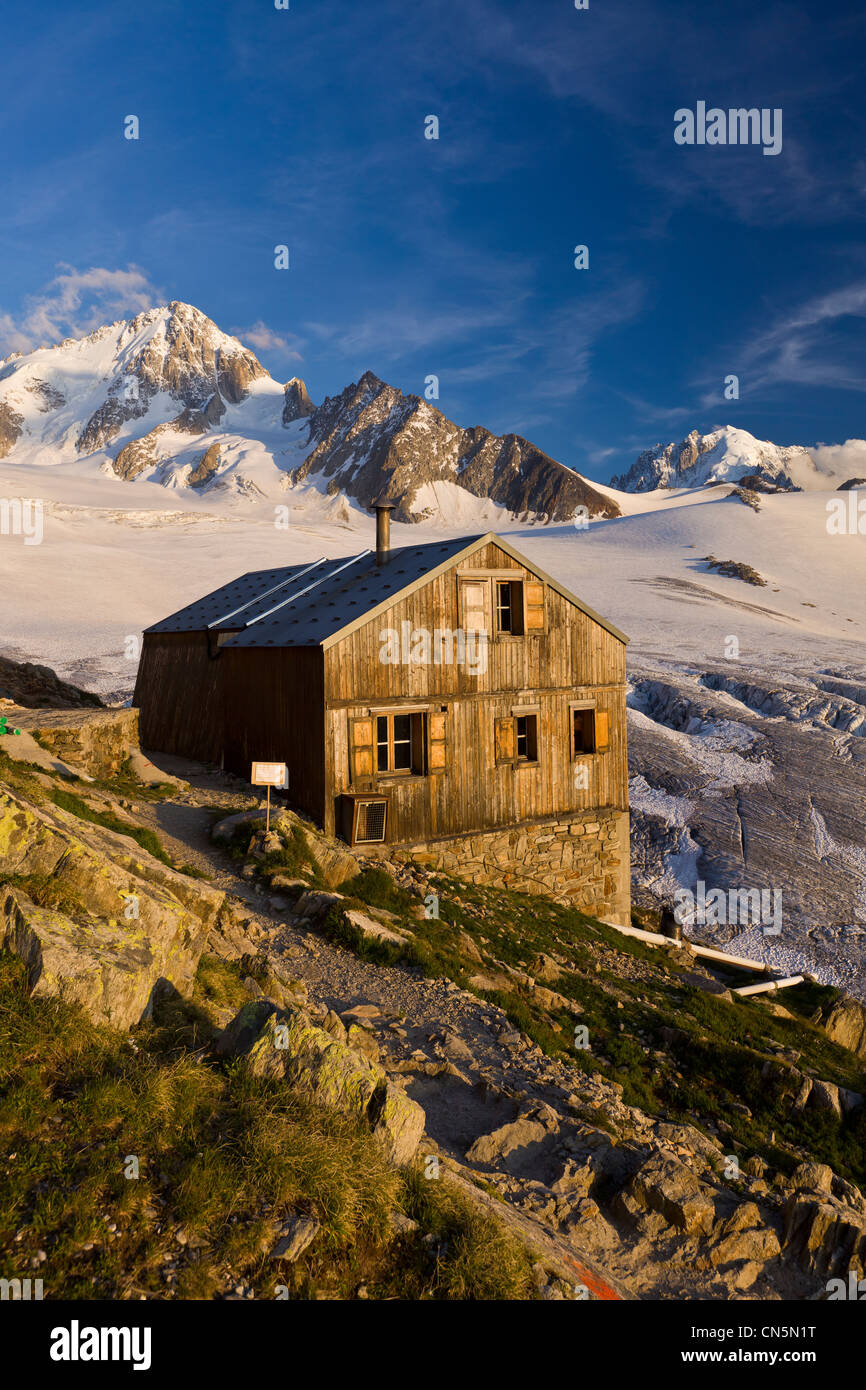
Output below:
[495,578,525,636]
[458,570,537,640]
[514,712,538,763]
[495,705,541,767]
[569,699,610,757]
[371,708,428,778]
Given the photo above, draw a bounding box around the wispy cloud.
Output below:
[237,319,303,361]
[0,264,162,355]
[702,280,866,400]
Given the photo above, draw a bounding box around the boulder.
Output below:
[269,1215,321,1262]
[783,1195,866,1278]
[709,1221,781,1268]
[790,1162,834,1195]
[294,890,344,920]
[808,1079,843,1118]
[625,1154,716,1236]
[344,909,412,948]
[224,1003,424,1165]
[346,1022,381,1064]
[321,1009,348,1044]
[0,787,222,1028]
[530,952,563,983]
[465,1111,560,1177]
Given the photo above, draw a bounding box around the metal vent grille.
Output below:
[356,799,387,844]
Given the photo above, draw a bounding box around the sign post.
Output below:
[250,762,289,834]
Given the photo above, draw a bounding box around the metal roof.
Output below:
[144,532,629,647]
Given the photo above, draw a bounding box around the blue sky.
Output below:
[1,0,864,482]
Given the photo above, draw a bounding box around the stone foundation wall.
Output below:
[379,808,631,925]
[12,707,140,780]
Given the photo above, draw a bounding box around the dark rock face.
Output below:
[76,302,267,454]
[0,655,103,709]
[838,478,866,491]
[25,379,66,412]
[737,471,799,493]
[188,442,222,488]
[612,428,812,493]
[282,377,315,423]
[0,401,24,459]
[291,371,620,523]
[112,407,211,481]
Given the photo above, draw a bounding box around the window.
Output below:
[374,711,427,775]
[573,707,595,755]
[495,580,525,635]
[459,579,489,635]
[515,713,537,761]
[495,711,539,765]
[570,703,611,756]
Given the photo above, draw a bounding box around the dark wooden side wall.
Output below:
[221,646,326,825]
[322,540,628,841]
[135,636,327,826]
[134,632,225,763]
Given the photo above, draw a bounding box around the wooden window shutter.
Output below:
[460,579,489,633]
[525,580,545,632]
[495,715,515,764]
[594,710,611,752]
[349,717,374,780]
[428,710,448,773]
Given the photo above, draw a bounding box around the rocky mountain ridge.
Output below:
[0,301,617,525]
[611,425,839,493]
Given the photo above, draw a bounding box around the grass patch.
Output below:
[3,873,90,919]
[47,787,174,866]
[0,952,537,1300]
[338,867,417,916]
[310,871,866,1187]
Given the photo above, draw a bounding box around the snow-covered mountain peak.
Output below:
[611,424,843,493]
[0,300,619,524]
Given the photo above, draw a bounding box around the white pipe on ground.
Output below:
[734,976,804,997]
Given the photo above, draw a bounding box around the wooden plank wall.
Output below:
[135,637,326,824]
[323,540,628,841]
[222,646,326,824]
[134,632,225,763]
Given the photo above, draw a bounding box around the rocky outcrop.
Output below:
[783,1186,866,1279]
[611,426,812,492]
[218,999,425,1165]
[0,786,224,1027]
[77,393,150,455]
[77,302,267,455]
[0,401,24,458]
[24,378,65,412]
[112,408,209,481]
[212,807,361,888]
[816,996,866,1061]
[291,370,620,524]
[11,707,138,777]
[622,1153,716,1236]
[188,443,222,489]
[282,377,315,423]
[0,657,103,710]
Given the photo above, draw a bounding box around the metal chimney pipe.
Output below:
[374,498,395,566]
